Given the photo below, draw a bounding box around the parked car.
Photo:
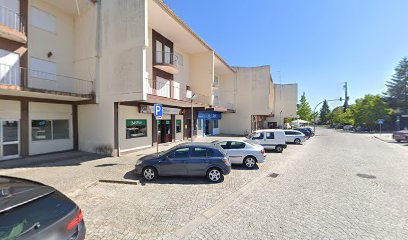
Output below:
[304,126,315,136]
[212,139,266,169]
[284,130,306,144]
[246,129,287,153]
[355,126,370,132]
[0,176,85,240]
[135,142,231,182]
[392,130,408,142]
[343,125,354,131]
[295,128,312,139]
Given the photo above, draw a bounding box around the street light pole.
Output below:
[190,93,197,142]
[313,98,343,133]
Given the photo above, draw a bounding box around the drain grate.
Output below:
[356,173,376,179]
[99,180,138,185]
[269,173,279,178]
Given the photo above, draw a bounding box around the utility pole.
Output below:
[343,82,349,112]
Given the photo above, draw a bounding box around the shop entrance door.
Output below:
[0,120,20,160]
[158,120,172,143]
[205,120,210,136]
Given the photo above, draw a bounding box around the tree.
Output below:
[384,57,408,113]
[319,100,331,124]
[352,94,390,130]
[297,92,312,121]
[329,106,354,125]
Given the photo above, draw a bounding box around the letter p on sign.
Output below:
[154,104,163,118]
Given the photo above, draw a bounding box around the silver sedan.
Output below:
[212,139,266,169]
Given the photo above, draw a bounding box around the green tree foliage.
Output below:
[297,92,312,121]
[352,94,390,129]
[329,106,354,125]
[384,57,408,113]
[319,100,331,124]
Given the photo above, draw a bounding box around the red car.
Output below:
[392,130,408,142]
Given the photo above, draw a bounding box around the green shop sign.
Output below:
[126,119,146,126]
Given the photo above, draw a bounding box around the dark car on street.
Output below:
[0,176,85,240]
[295,128,312,139]
[392,130,408,142]
[135,142,231,183]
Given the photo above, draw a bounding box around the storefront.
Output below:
[197,111,222,136]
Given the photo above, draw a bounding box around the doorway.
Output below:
[205,120,210,136]
[0,120,20,160]
[158,120,172,143]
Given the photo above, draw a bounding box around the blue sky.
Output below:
[163,0,408,110]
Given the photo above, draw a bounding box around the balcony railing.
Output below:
[0,5,25,34]
[0,63,94,97]
[154,51,179,74]
[145,77,210,104]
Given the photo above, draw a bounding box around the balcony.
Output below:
[212,98,235,112]
[154,51,179,74]
[0,5,27,44]
[0,63,94,100]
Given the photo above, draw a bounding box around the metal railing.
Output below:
[0,5,25,34]
[0,63,94,96]
[145,77,211,104]
[155,51,179,65]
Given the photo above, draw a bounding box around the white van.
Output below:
[245,129,287,153]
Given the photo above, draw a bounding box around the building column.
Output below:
[20,100,29,157]
[72,104,78,150]
[171,114,176,142]
[113,102,119,157]
[152,114,158,146]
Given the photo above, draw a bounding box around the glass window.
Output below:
[176,120,182,133]
[3,144,18,156]
[284,131,293,135]
[169,147,190,159]
[2,121,18,142]
[192,147,208,157]
[32,120,52,141]
[213,120,219,129]
[252,132,264,140]
[229,141,246,149]
[198,120,202,130]
[156,40,163,63]
[218,141,229,149]
[164,45,171,64]
[266,132,275,139]
[53,120,69,139]
[126,120,147,139]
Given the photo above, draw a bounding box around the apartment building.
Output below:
[0,0,296,161]
[220,66,298,135]
[0,0,96,160]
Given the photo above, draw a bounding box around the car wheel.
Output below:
[243,156,257,169]
[275,145,283,153]
[294,138,301,144]
[207,168,223,183]
[142,167,157,181]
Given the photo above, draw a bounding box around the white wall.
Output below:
[266,83,298,127]
[119,105,152,153]
[29,102,73,155]
[0,100,20,119]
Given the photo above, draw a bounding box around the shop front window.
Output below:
[32,120,52,141]
[53,120,69,139]
[176,120,182,133]
[126,120,147,139]
[198,119,202,130]
[213,120,219,129]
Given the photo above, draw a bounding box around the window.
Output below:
[213,75,219,85]
[284,131,293,135]
[30,57,56,81]
[52,120,69,139]
[156,40,163,63]
[174,51,183,66]
[192,147,209,157]
[31,7,56,33]
[164,46,171,64]
[218,141,229,149]
[176,120,182,133]
[126,120,147,139]
[213,120,219,129]
[266,132,275,139]
[198,120,202,130]
[252,132,264,140]
[229,141,246,149]
[31,120,52,141]
[169,147,190,159]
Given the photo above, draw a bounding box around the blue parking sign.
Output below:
[377,119,384,124]
[153,104,163,117]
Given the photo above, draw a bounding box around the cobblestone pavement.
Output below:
[1,129,407,239]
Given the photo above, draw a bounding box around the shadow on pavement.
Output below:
[123,169,222,186]
[231,165,259,170]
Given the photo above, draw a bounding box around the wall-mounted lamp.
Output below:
[47,51,53,58]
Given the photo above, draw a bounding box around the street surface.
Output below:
[1,128,407,239]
